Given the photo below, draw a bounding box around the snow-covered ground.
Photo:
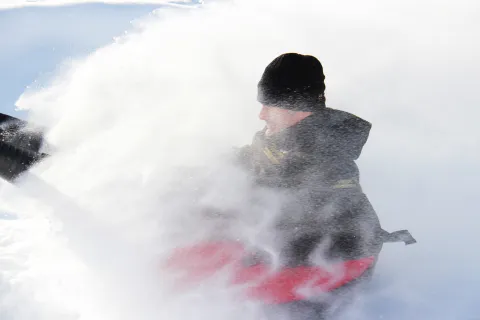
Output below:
[1,0,479,319]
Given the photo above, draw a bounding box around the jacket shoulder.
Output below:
[322,108,372,158]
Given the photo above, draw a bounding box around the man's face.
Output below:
[259,105,311,136]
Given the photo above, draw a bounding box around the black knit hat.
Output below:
[257,53,326,112]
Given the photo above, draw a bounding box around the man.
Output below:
[235,53,415,319]
[0,56,414,319]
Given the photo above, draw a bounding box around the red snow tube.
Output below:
[164,241,375,304]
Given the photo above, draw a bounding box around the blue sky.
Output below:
[0,3,159,119]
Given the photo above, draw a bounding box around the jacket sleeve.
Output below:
[277,191,385,266]
[327,191,384,260]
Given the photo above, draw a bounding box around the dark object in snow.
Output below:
[0,112,48,182]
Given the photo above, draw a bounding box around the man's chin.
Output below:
[265,125,286,136]
[265,127,275,136]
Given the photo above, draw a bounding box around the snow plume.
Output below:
[0,0,479,319]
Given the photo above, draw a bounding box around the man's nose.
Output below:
[259,105,268,120]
